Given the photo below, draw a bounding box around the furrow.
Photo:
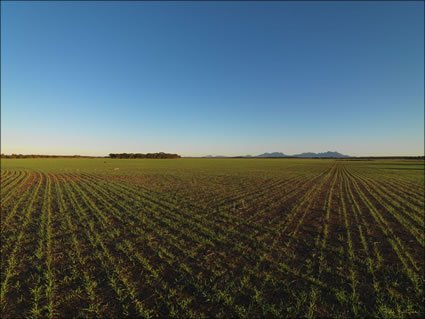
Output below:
[1,170,32,207]
[51,173,104,318]
[340,166,381,316]
[348,169,424,227]
[60,174,156,317]
[305,165,342,317]
[1,172,39,250]
[346,168,424,247]
[284,165,337,249]
[344,168,423,294]
[0,170,19,190]
[0,172,44,315]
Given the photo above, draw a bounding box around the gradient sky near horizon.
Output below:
[1,1,424,157]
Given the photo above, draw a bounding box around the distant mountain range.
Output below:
[257,152,287,158]
[203,151,350,158]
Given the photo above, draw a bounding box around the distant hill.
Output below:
[256,151,349,158]
[202,151,350,158]
[293,151,350,158]
[257,152,287,158]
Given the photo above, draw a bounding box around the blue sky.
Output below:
[1,1,424,156]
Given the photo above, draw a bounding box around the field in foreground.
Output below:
[1,158,424,318]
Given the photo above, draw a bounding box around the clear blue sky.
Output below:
[1,1,424,156]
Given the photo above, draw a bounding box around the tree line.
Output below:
[1,152,181,159]
[108,152,181,159]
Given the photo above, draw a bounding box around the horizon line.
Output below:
[1,153,424,159]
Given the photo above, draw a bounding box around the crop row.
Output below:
[1,161,423,318]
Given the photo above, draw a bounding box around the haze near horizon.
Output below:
[1,1,424,157]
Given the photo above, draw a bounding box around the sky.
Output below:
[1,1,424,157]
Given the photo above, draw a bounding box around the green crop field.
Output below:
[1,158,424,318]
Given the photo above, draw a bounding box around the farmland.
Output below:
[1,158,424,318]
